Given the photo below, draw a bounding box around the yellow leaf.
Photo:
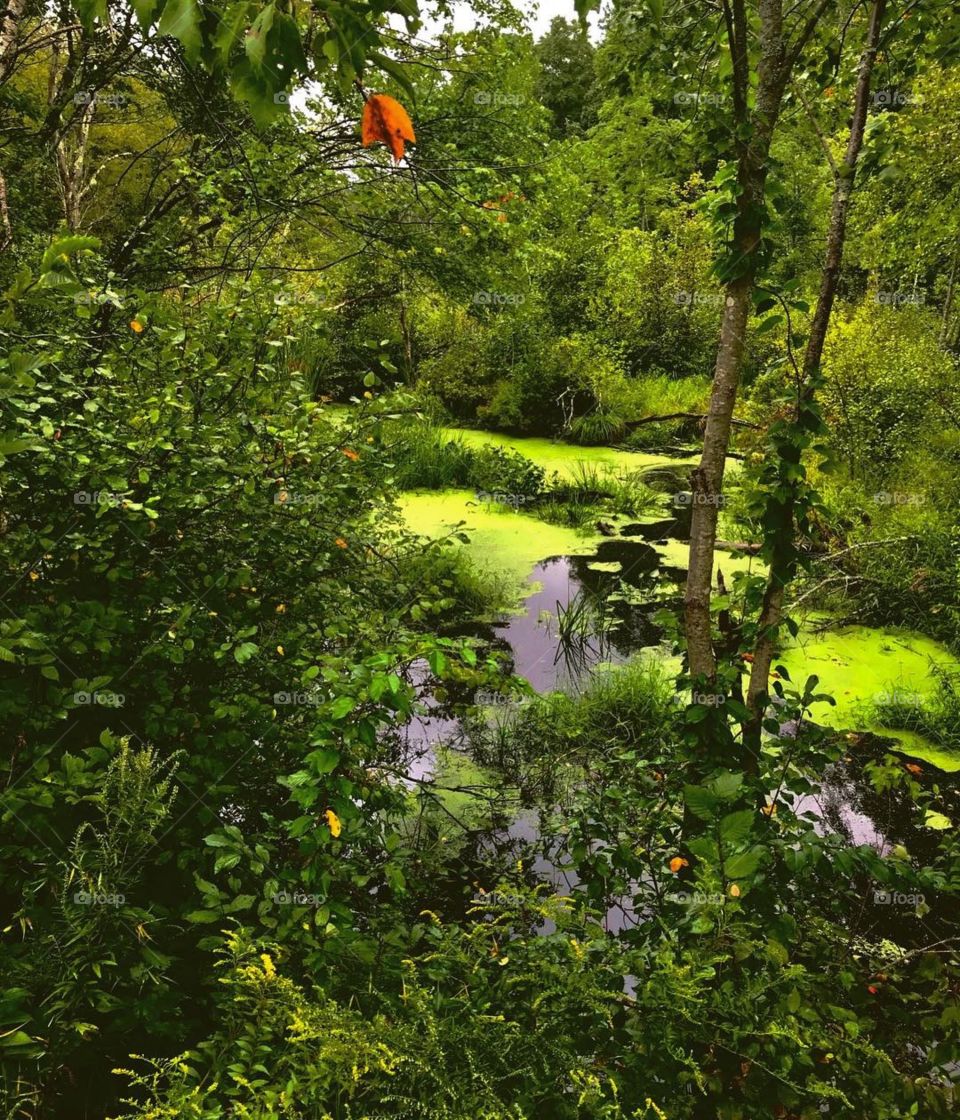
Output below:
[324,809,342,838]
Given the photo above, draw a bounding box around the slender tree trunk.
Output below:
[0,0,26,84]
[685,0,804,683]
[0,0,27,249]
[942,245,959,347]
[744,0,887,754]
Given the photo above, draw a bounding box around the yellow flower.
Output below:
[260,953,276,978]
[324,809,342,838]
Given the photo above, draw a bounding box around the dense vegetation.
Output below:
[2,0,960,1116]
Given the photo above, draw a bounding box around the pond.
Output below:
[383,427,960,935]
[398,481,959,769]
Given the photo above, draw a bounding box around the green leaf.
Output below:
[724,847,763,880]
[158,0,203,61]
[306,748,340,774]
[718,809,754,845]
[684,784,718,821]
[184,909,221,924]
[131,0,161,29]
[328,695,354,720]
[708,772,743,801]
[245,4,275,68]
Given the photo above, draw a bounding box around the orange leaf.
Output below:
[361,94,416,163]
[341,447,360,461]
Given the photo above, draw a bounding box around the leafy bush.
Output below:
[820,301,960,479]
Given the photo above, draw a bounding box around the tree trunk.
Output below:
[941,244,959,348]
[684,0,804,683]
[744,0,887,754]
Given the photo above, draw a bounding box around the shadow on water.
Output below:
[389,537,957,935]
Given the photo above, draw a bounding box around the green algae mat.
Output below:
[440,427,696,481]
[396,489,602,589]
[778,622,960,771]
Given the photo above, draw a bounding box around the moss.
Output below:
[779,620,960,769]
[442,427,696,481]
[397,489,603,591]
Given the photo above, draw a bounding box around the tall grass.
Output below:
[552,463,660,517]
[385,420,546,496]
[465,659,677,797]
[871,668,960,756]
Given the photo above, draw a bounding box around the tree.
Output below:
[534,16,596,137]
